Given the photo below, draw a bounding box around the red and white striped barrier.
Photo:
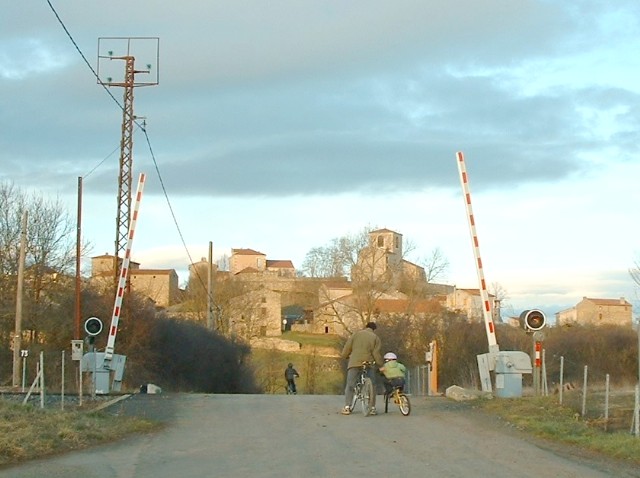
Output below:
[456,152,499,353]
[104,172,146,362]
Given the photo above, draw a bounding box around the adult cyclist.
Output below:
[340,322,384,415]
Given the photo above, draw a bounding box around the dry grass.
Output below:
[0,400,159,466]
[477,394,640,465]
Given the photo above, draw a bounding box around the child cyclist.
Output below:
[284,363,300,394]
[379,352,406,394]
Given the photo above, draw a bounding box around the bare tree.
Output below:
[314,227,415,334]
[630,259,640,288]
[489,282,511,320]
[0,182,77,345]
[216,253,230,272]
[421,247,449,283]
[300,226,375,278]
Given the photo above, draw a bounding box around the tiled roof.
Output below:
[369,228,402,235]
[584,297,631,306]
[130,269,175,275]
[266,260,294,268]
[232,248,266,256]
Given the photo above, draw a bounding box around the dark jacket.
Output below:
[285,366,299,380]
[340,327,384,369]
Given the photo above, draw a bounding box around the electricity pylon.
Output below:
[97,37,159,281]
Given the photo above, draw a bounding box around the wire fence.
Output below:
[1,349,113,410]
[543,354,640,435]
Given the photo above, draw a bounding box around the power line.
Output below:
[83,145,119,179]
[46,0,123,111]
[46,0,208,292]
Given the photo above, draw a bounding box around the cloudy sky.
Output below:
[3,1,640,320]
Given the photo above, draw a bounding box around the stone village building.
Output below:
[92,230,634,340]
[555,297,633,327]
[90,254,180,308]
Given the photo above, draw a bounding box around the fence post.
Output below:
[61,350,65,411]
[542,349,548,396]
[633,384,639,437]
[79,361,83,407]
[559,356,564,405]
[581,365,588,418]
[39,351,45,409]
[22,355,27,392]
[604,374,609,431]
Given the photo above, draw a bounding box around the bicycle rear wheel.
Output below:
[397,393,411,416]
[361,378,374,416]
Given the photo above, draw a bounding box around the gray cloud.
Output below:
[2,1,639,198]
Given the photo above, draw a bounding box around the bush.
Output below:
[377,313,639,392]
[119,313,258,393]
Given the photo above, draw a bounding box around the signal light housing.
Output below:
[519,309,546,332]
[84,317,103,337]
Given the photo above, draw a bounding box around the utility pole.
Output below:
[12,211,27,388]
[75,177,82,340]
[207,242,214,330]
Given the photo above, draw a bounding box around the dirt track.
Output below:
[3,393,639,478]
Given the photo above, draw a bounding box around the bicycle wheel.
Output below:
[361,378,374,416]
[397,393,411,416]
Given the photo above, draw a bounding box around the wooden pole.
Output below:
[207,241,214,330]
[75,177,82,340]
[12,211,27,388]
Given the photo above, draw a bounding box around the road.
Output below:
[2,393,638,478]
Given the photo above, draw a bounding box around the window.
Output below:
[377,236,384,247]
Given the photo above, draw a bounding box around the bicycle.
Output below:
[383,381,411,416]
[285,380,297,395]
[349,361,376,416]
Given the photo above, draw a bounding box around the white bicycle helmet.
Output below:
[384,352,397,361]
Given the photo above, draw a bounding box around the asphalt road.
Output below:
[3,393,638,478]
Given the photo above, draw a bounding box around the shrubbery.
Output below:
[120,313,258,393]
[1,278,636,395]
[0,287,258,394]
[376,313,639,391]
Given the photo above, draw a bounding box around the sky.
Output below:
[2,1,640,322]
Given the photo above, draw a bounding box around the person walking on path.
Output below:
[340,322,384,415]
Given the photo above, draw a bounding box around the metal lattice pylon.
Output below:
[114,55,136,280]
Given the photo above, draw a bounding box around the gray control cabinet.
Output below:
[494,351,532,398]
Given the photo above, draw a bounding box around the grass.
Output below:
[476,394,640,465]
[249,332,345,394]
[0,400,159,467]
[249,346,344,394]
[281,331,342,348]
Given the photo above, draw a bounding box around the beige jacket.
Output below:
[340,327,384,369]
